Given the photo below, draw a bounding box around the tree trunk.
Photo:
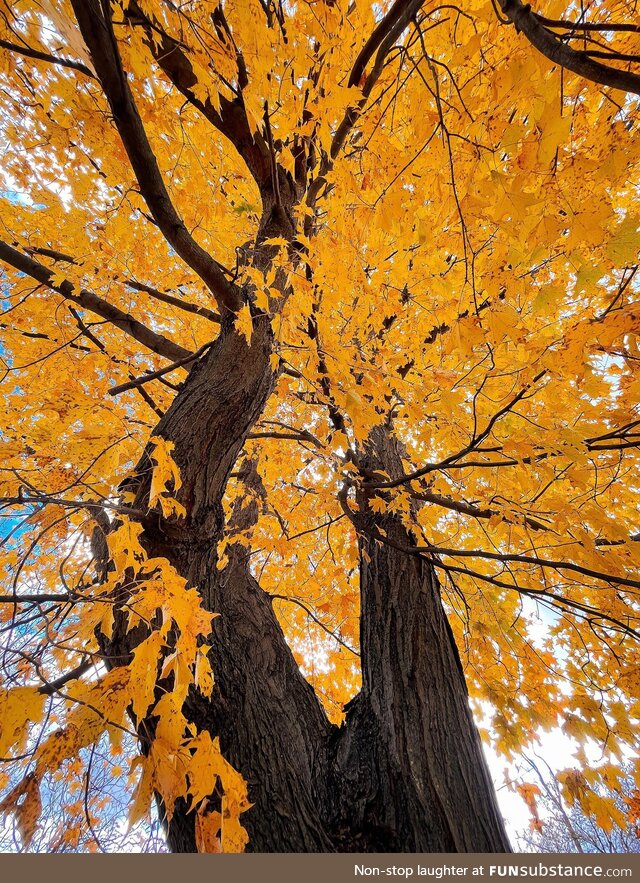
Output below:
[164,542,335,852]
[326,427,511,852]
[162,526,511,853]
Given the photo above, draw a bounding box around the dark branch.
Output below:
[0,239,191,363]
[498,0,640,95]
[70,0,242,313]
[123,0,272,189]
[271,594,359,656]
[0,593,75,603]
[348,0,424,90]
[532,15,640,35]
[125,279,220,324]
[37,659,94,696]
[412,488,552,533]
[365,370,547,489]
[0,37,96,78]
[108,342,213,395]
[306,0,425,217]
[0,493,146,519]
[414,544,640,592]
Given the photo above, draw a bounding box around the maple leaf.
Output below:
[235,304,253,346]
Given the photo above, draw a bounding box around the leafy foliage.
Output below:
[0,0,639,852]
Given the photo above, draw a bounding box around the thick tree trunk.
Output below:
[100,314,338,852]
[160,532,510,853]
[143,406,511,850]
[327,428,511,852]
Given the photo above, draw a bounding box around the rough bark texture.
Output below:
[168,543,335,853]
[99,315,335,852]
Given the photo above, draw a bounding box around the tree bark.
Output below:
[165,542,335,853]
[99,315,337,852]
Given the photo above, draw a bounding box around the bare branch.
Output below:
[271,594,359,656]
[108,342,213,396]
[412,488,552,533]
[413,544,640,592]
[37,659,94,696]
[0,493,145,519]
[532,14,640,35]
[365,370,547,489]
[125,279,220,324]
[0,37,95,78]
[306,0,425,215]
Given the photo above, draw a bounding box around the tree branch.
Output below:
[342,498,640,640]
[0,239,191,363]
[37,659,94,696]
[270,594,359,656]
[412,488,552,533]
[0,593,75,604]
[108,342,213,395]
[246,430,324,449]
[432,560,639,640]
[306,0,425,216]
[70,0,242,313]
[125,279,220,324]
[365,370,547,489]
[0,493,146,519]
[414,544,640,591]
[0,37,96,78]
[497,0,640,95]
[532,15,640,35]
[123,0,272,189]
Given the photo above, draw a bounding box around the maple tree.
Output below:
[0,0,639,854]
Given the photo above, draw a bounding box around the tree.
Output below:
[517,758,640,854]
[0,0,639,855]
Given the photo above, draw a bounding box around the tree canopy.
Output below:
[0,0,639,854]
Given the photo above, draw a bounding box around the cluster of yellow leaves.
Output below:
[0,515,249,849]
[558,768,629,835]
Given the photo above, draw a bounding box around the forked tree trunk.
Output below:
[100,319,510,851]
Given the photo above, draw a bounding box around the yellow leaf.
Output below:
[149,436,185,519]
[130,631,164,721]
[235,304,253,346]
[195,808,222,853]
[0,688,46,758]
